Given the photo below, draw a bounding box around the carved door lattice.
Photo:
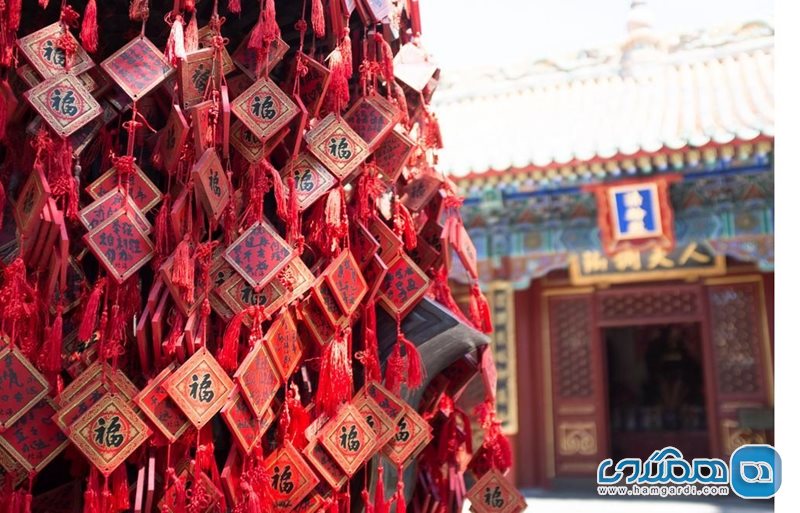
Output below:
[550,296,593,399]
[597,289,698,322]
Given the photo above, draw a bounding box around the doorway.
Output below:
[604,323,710,461]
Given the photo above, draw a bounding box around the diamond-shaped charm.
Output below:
[56,362,140,408]
[290,53,331,118]
[234,341,281,419]
[401,174,442,212]
[101,36,173,100]
[229,119,266,163]
[0,347,50,430]
[160,462,224,513]
[86,163,162,214]
[303,438,348,490]
[466,469,527,513]
[281,152,336,212]
[368,216,403,264]
[83,208,154,283]
[325,250,368,317]
[264,311,303,381]
[0,398,68,472]
[231,77,298,142]
[382,403,432,467]
[312,279,346,327]
[160,105,190,173]
[224,220,293,291]
[166,347,234,429]
[305,114,369,181]
[192,148,231,224]
[134,364,191,443]
[262,444,320,509]
[358,381,405,424]
[319,403,377,477]
[378,251,432,319]
[179,48,215,109]
[352,221,380,269]
[344,95,400,150]
[79,187,152,235]
[24,74,102,137]
[355,394,397,450]
[363,254,389,303]
[299,293,336,347]
[232,35,288,80]
[221,388,275,455]
[54,379,109,433]
[17,23,94,78]
[68,393,151,476]
[218,274,286,322]
[374,129,415,183]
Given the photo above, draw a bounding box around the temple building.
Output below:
[436,3,774,488]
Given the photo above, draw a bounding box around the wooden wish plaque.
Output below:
[101,37,173,100]
[224,220,293,291]
[229,119,267,163]
[0,346,51,430]
[133,364,191,443]
[305,114,369,181]
[303,437,348,490]
[79,187,152,235]
[160,105,190,173]
[192,148,231,224]
[53,379,108,433]
[24,74,102,137]
[84,207,154,283]
[354,394,397,449]
[14,163,50,245]
[197,26,236,75]
[352,221,380,269]
[17,22,94,78]
[231,35,289,80]
[87,163,162,214]
[166,346,234,429]
[325,249,369,317]
[344,95,400,150]
[231,77,299,142]
[264,310,304,381]
[220,387,275,455]
[318,403,377,477]
[179,48,215,109]
[262,444,320,510]
[358,381,406,426]
[281,152,336,212]
[68,393,151,476]
[0,398,69,473]
[378,251,432,319]
[290,53,331,118]
[382,403,433,467]
[299,292,336,347]
[233,341,281,419]
[465,469,527,513]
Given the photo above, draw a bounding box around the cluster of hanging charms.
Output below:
[0,0,522,511]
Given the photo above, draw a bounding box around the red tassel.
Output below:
[165,15,186,66]
[469,283,493,334]
[218,310,245,371]
[470,400,513,476]
[278,385,311,448]
[0,85,5,144]
[285,174,300,246]
[40,305,64,373]
[393,201,417,251]
[375,33,394,83]
[0,180,4,228]
[374,463,388,513]
[153,195,171,268]
[359,299,382,381]
[311,0,325,37]
[185,11,199,53]
[111,466,129,512]
[394,468,406,513]
[83,468,100,513]
[432,266,472,326]
[315,328,353,418]
[326,47,350,115]
[80,0,99,53]
[383,342,403,395]
[341,28,353,79]
[129,0,149,21]
[171,235,195,304]
[266,160,288,223]
[263,0,279,41]
[228,0,241,15]
[399,328,424,390]
[78,278,106,342]
[322,186,348,256]
[8,0,22,31]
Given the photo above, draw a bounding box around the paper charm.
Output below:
[355,394,397,450]
[234,341,281,419]
[220,387,275,455]
[0,346,50,430]
[382,403,433,467]
[224,220,293,291]
[325,249,368,317]
[192,148,231,224]
[79,187,152,235]
[83,207,154,283]
[101,37,174,100]
[305,114,369,181]
[24,74,102,137]
[303,437,348,490]
[231,77,299,142]
[17,23,94,78]
[179,48,215,109]
[465,469,527,513]
[281,152,336,212]
[134,364,191,443]
[318,403,378,477]
[68,393,151,476]
[262,444,320,509]
[344,95,401,150]
[0,398,69,472]
[264,311,303,381]
[378,251,432,319]
[86,164,162,214]
[166,347,235,429]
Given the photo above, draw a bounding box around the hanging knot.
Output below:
[60,5,80,27]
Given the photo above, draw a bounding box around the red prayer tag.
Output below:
[68,393,151,476]
[84,208,154,283]
[17,23,94,78]
[192,148,231,224]
[393,43,438,93]
[0,346,50,430]
[281,152,336,212]
[134,364,191,443]
[364,0,393,22]
[407,236,440,275]
[224,220,293,291]
[101,36,174,100]
[402,174,442,212]
[57,362,139,407]
[305,114,369,181]
[382,404,432,467]
[466,469,526,513]
[325,249,368,316]
[303,437,348,490]
[179,48,215,109]
[318,403,377,476]
[232,35,288,80]
[14,163,50,245]
[352,221,380,269]
[277,255,316,303]
[363,253,389,303]
[299,292,336,346]
[290,53,331,118]
[0,398,69,472]
[24,73,102,137]
[234,341,281,419]
[378,251,432,319]
[188,99,217,158]
[159,105,190,173]
[160,462,224,513]
[368,216,403,263]
[359,381,405,424]
[344,95,400,150]
[312,279,347,327]
[79,187,152,235]
[354,394,397,450]
[220,387,275,454]
[230,119,267,163]
[455,224,479,279]
[262,444,320,509]
[231,77,299,142]
[218,274,285,322]
[53,379,107,433]
[264,311,303,381]
[167,347,234,428]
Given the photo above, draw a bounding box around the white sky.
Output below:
[418,0,774,70]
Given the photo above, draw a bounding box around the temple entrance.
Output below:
[604,323,710,461]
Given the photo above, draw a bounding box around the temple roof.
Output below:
[433,18,774,179]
